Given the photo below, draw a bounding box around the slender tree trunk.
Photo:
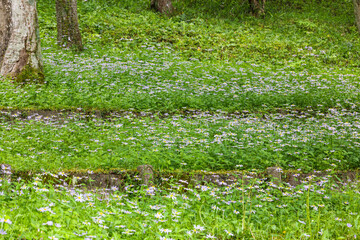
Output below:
[249,0,266,17]
[354,0,360,33]
[56,0,83,51]
[151,0,174,15]
[0,0,44,82]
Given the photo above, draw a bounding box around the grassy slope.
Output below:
[1,0,360,112]
[0,3,359,238]
[55,0,360,67]
[1,111,360,171]
[1,0,360,171]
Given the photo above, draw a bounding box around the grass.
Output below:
[2,48,360,112]
[1,0,360,238]
[1,0,359,113]
[1,0,359,172]
[0,168,358,239]
[1,110,360,172]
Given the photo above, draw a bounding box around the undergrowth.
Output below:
[0,166,358,239]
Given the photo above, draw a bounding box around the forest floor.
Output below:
[0,0,359,239]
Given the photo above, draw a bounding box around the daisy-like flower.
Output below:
[224,230,234,236]
[201,186,210,191]
[38,207,46,212]
[155,212,164,219]
[166,193,177,200]
[205,233,217,239]
[211,205,220,210]
[115,225,126,228]
[0,218,12,225]
[171,209,181,218]
[298,220,306,225]
[150,205,162,210]
[193,225,205,232]
[91,217,104,224]
[181,194,189,200]
[58,172,67,176]
[75,194,85,202]
[122,229,136,235]
[159,228,172,234]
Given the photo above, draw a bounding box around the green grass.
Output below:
[1,0,359,112]
[0,0,360,172]
[41,0,360,67]
[1,49,360,112]
[1,110,359,172]
[1,0,360,238]
[0,169,358,239]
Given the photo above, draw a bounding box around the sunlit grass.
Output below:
[1,110,359,171]
[1,0,360,238]
[0,167,358,239]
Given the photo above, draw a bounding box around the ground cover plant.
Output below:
[41,0,360,67]
[0,166,358,239]
[1,0,360,113]
[1,0,360,238]
[1,49,360,112]
[1,109,360,172]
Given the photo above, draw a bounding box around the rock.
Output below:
[137,165,154,186]
[267,167,282,185]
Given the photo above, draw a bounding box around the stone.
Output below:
[267,167,282,185]
[137,165,154,186]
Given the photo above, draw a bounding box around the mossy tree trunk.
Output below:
[151,0,174,15]
[0,0,44,83]
[249,0,266,17]
[354,0,360,33]
[56,0,83,51]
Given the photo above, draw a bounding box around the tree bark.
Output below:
[249,0,266,17]
[56,0,83,51]
[0,0,44,82]
[354,0,360,34]
[151,0,174,15]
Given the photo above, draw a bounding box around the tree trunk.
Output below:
[0,0,44,83]
[151,0,174,15]
[354,0,360,33]
[56,0,83,51]
[249,0,266,17]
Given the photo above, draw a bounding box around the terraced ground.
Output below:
[0,0,359,239]
[1,109,360,171]
[1,48,360,172]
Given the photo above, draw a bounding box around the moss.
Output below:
[12,64,45,84]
